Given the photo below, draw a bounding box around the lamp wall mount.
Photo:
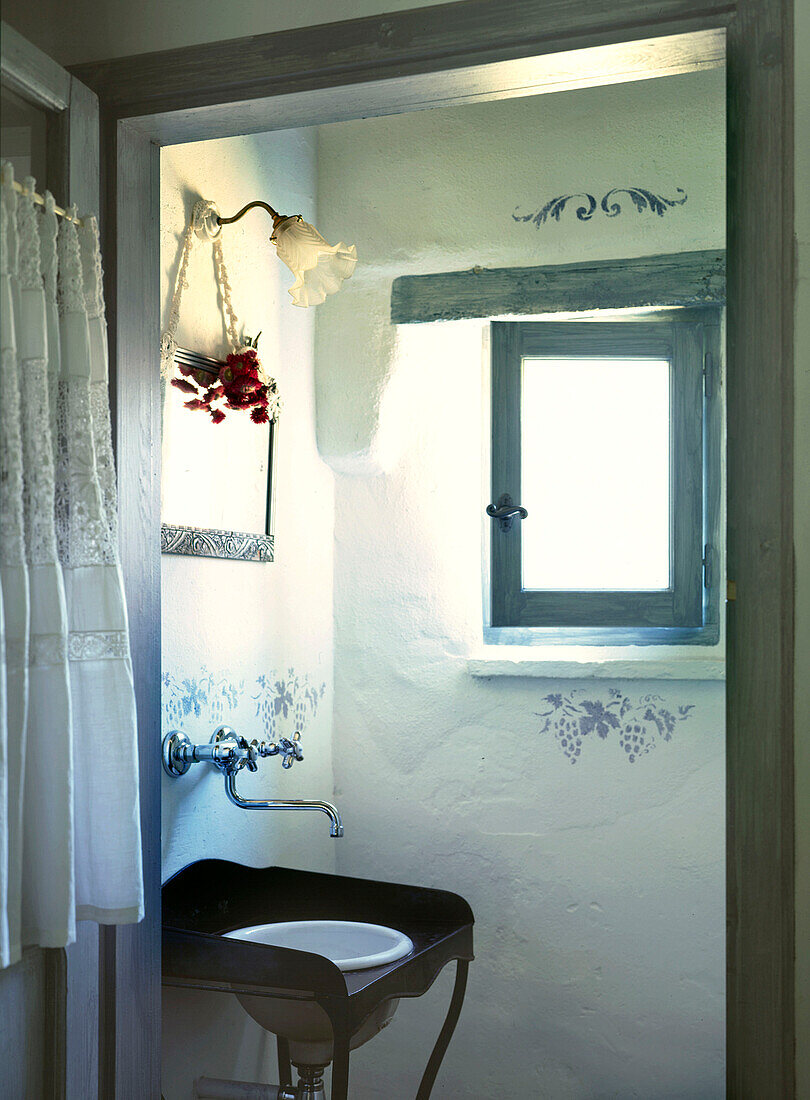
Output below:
[181,195,358,309]
[194,198,302,239]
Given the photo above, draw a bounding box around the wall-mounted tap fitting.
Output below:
[162,725,343,837]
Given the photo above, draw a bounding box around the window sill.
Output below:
[466,650,725,681]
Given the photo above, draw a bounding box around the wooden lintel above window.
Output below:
[391,249,726,325]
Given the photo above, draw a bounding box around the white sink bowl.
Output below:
[224,919,414,971]
[223,920,414,1064]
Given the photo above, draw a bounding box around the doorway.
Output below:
[2,1,795,1095]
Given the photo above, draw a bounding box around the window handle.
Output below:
[486,493,528,532]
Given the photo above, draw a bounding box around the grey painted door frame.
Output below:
[69,0,794,1095]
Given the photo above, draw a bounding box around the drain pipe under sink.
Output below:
[194,1069,327,1100]
[193,1078,297,1100]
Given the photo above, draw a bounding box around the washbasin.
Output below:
[224,920,414,971]
[162,861,474,1097]
[222,919,415,1064]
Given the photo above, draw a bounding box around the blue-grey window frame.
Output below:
[490,310,722,644]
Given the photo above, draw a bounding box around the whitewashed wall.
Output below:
[317,71,727,1097]
[314,70,725,473]
[159,130,337,1096]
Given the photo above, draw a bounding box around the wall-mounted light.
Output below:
[195,199,357,307]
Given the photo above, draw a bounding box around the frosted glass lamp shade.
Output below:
[273,216,357,307]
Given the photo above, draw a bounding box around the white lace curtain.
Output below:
[0,163,143,968]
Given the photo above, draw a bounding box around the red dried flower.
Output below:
[223,361,258,383]
[174,341,273,425]
[171,378,198,394]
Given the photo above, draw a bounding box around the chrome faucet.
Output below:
[161,725,344,837]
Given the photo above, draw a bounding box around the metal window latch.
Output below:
[486,493,528,532]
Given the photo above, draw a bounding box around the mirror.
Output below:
[161,347,277,561]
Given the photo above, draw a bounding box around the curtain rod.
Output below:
[10,179,85,226]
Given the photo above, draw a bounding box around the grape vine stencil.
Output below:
[252,670,326,742]
[162,667,326,740]
[537,688,695,764]
[513,186,688,228]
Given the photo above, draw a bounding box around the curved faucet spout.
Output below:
[224,771,344,837]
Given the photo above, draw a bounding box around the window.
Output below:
[489,312,721,644]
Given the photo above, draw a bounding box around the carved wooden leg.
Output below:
[327,1011,352,1100]
[276,1036,292,1087]
[415,960,469,1100]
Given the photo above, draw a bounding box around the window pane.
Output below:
[521,357,670,590]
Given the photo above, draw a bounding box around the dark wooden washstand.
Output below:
[162,860,475,1099]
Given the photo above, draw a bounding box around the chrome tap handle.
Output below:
[277,732,303,769]
[162,727,305,777]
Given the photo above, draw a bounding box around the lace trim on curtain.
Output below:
[79,217,105,320]
[0,346,25,569]
[89,382,118,548]
[40,193,58,304]
[54,216,118,569]
[0,174,26,571]
[56,210,84,317]
[79,219,119,548]
[17,185,60,569]
[40,196,60,461]
[29,633,68,667]
[1,163,19,277]
[20,363,59,567]
[3,636,26,674]
[68,630,129,661]
[17,178,41,291]
[55,380,117,568]
[0,176,7,274]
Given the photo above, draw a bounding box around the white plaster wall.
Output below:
[159,130,337,1097]
[318,73,727,1097]
[315,70,725,472]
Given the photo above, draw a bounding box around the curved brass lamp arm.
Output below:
[217,199,285,228]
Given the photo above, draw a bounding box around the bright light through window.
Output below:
[521,357,671,591]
